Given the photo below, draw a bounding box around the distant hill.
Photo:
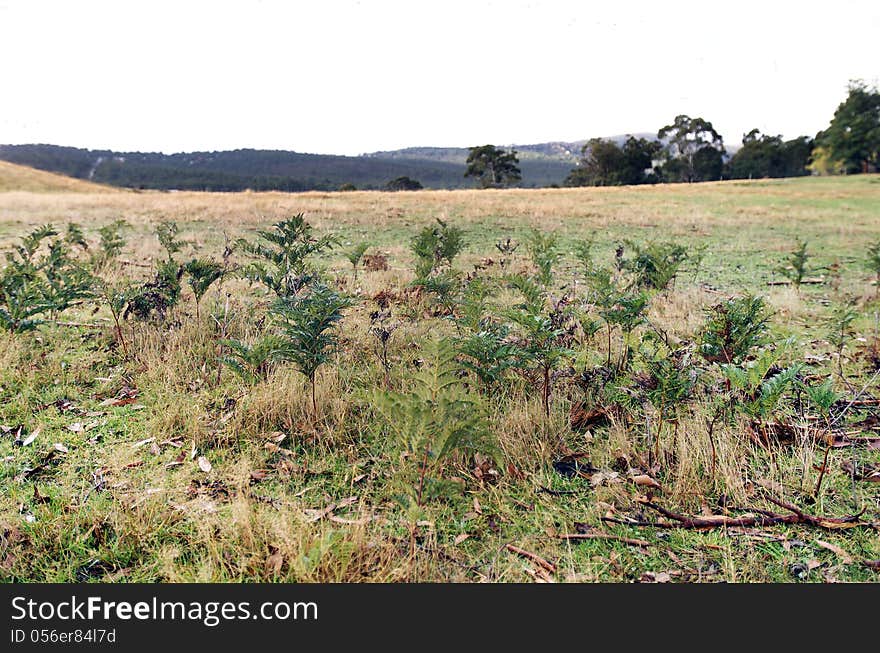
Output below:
[0,135,656,192]
[0,160,116,193]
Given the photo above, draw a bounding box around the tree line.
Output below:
[464,80,880,189]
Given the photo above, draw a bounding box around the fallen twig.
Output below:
[556,532,652,548]
[50,319,110,329]
[601,495,872,531]
[505,543,556,573]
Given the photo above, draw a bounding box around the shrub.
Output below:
[270,282,354,416]
[124,261,184,321]
[599,291,649,370]
[219,335,287,384]
[824,301,858,375]
[92,220,127,268]
[777,239,811,290]
[504,293,577,418]
[184,258,226,319]
[156,221,184,261]
[0,225,94,331]
[372,338,495,515]
[622,240,688,290]
[494,237,519,269]
[410,219,465,281]
[526,229,559,287]
[867,240,880,294]
[345,242,370,281]
[721,345,801,423]
[386,176,423,191]
[572,238,596,275]
[238,214,336,297]
[699,295,772,364]
[456,321,522,394]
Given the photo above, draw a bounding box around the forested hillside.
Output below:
[0,144,574,191]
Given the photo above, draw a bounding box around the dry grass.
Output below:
[0,161,117,194]
[1,174,879,584]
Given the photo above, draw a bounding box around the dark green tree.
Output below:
[566,137,661,186]
[566,138,624,187]
[818,80,880,174]
[658,115,726,182]
[385,176,423,191]
[464,145,521,188]
[730,129,813,179]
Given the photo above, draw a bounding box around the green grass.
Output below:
[1,175,879,583]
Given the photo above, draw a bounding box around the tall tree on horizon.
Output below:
[565,136,661,187]
[818,80,880,174]
[464,145,522,188]
[658,115,726,182]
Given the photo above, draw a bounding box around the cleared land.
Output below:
[0,161,117,194]
[1,174,879,582]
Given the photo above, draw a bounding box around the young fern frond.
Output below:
[371,338,495,509]
[218,335,287,384]
[237,214,336,297]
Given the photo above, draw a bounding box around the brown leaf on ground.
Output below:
[472,454,499,483]
[630,473,663,490]
[524,565,556,583]
[841,460,880,482]
[265,551,283,577]
[640,571,672,583]
[454,533,471,546]
[815,540,854,563]
[570,403,611,432]
[506,462,525,480]
[100,396,139,407]
[99,386,139,407]
[589,470,621,487]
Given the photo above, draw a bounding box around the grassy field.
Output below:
[1,172,879,583]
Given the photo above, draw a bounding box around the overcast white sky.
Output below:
[1,0,878,155]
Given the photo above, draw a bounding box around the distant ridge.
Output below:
[0,135,655,192]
